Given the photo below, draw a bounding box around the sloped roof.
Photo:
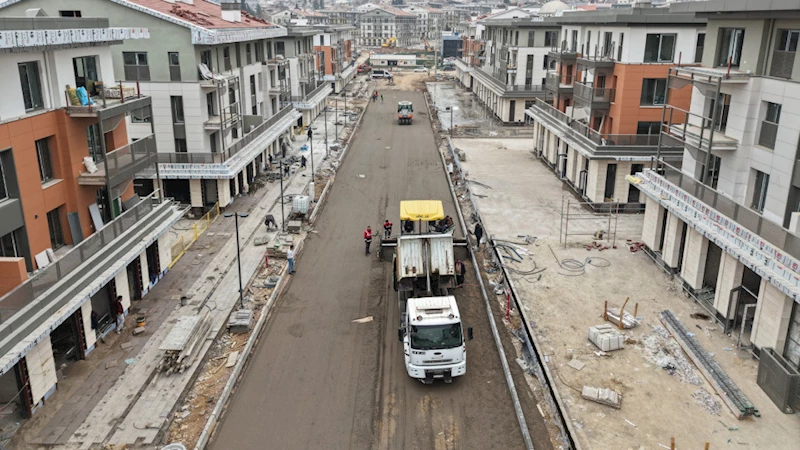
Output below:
[380,6,416,17]
[128,0,275,29]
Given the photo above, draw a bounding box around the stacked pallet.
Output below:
[157,313,212,375]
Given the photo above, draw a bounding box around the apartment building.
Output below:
[454,7,562,123]
[357,6,417,48]
[321,8,360,27]
[0,0,301,215]
[526,6,704,209]
[0,15,183,419]
[630,0,800,373]
[314,25,356,94]
[275,27,333,128]
[403,5,444,41]
[270,9,329,27]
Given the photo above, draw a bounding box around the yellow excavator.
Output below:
[424,38,433,52]
[381,37,397,48]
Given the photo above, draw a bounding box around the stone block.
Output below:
[582,385,621,409]
[228,309,253,334]
[588,324,624,352]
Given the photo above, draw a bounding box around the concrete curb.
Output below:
[309,177,333,225]
[425,89,534,450]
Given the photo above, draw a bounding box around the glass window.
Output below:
[47,208,65,250]
[168,52,180,66]
[246,43,252,65]
[122,52,149,81]
[751,170,770,213]
[175,139,188,153]
[0,231,18,257]
[36,138,54,183]
[0,158,7,200]
[644,34,676,62]
[717,28,745,67]
[18,62,43,111]
[170,96,184,123]
[777,30,799,52]
[766,102,782,123]
[640,78,667,106]
[59,10,81,17]
[695,33,706,63]
[409,324,462,350]
[636,122,661,135]
[86,123,103,163]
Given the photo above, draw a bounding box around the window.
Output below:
[0,231,19,258]
[131,107,151,123]
[59,10,81,17]
[544,31,557,48]
[170,96,184,123]
[758,102,781,149]
[87,123,103,163]
[617,33,624,61]
[640,78,667,106]
[276,42,285,57]
[570,29,578,51]
[210,132,218,154]
[47,208,65,250]
[771,29,799,78]
[701,154,721,190]
[235,43,241,67]
[122,52,150,81]
[585,30,591,55]
[175,139,188,153]
[542,55,551,70]
[36,138,54,183]
[255,42,264,62]
[73,56,98,92]
[232,126,239,139]
[527,31,534,48]
[18,62,43,111]
[603,32,613,57]
[250,75,257,115]
[206,92,216,116]
[228,87,236,106]
[200,50,212,70]
[246,43,252,65]
[695,33,706,63]
[223,47,231,71]
[637,122,661,135]
[0,158,7,201]
[717,28,745,67]
[644,34,676,62]
[751,170,770,213]
[168,52,181,81]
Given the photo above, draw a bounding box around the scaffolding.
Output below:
[558,196,619,248]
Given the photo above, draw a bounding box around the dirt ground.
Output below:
[453,138,800,449]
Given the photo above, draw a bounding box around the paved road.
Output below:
[210,87,551,449]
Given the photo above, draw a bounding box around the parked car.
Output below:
[442,66,456,72]
[372,69,393,79]
[357,64,372,74]
[413,67,427,72]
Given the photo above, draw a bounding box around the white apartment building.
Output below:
[631,0,800,374]
[276,27,333,128]
[0,14,183,419]
[403,5,444,41]
[455,7,562,123]
[357,6,418,48]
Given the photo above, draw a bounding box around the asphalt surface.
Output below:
[210,87,552,450]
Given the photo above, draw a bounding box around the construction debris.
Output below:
[581,386,622,409]
[588,324,624,352]
[225,351,239,368]
[228,309,253,334]
[157,313,212,375]
[567,359,585,371]
[659,310,759,419]
[352,316,374,324]
[692,388,722,416]
[638,324,702,385]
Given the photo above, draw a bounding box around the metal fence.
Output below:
[0,193,160,323]
[169,203,221,269]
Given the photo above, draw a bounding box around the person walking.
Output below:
[114,296,125,334]
[301,155,307,169]
[268,154,273,171]
[287,244,295,274]
[474,222,483,248]
[282,142,287,159]
[284,163,290,179]
[364,226,373,256]
[380,94,384,104]
[383,219,393,238]
[307,126,313,141]
[264,214,277,230]
[455,259,466,288]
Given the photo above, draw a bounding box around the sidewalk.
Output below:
[16,95,361,449]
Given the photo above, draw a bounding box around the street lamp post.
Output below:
[446,106,459,137]
[223,211,250,309]
[323,102,329,158]
[344,91,347,122]
[335,97,339,141]
[279,160,286,232]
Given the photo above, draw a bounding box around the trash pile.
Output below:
[692,388,722,415]
[638,324,702,385]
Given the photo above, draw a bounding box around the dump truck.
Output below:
[381,200,472,384]
[398,101,413,125]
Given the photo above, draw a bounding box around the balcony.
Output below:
[549,40,578,61]
[671,65,750,84]
[574,82,615,110]
[78,134,158,187]
[667,123,739,152]
[545,72,574,94]
[0,193,186,372]
[577,52,615,71]
[526,98,684,160]
[292,82,332,110]
[265,56,289,67]
[65,81,150,120]
[155,106,300,179]
[472,66,547,98]
[204,104,240,130]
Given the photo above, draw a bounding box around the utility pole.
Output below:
[335,97,339,142]
[279,160,286,231]
[323,101,329,158]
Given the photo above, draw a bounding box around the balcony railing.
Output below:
[769,50,795,79]
[79,134,158,187]
[65,81,147,118]
[758,120,779,149]
[549,40,578,58]
[157,106,295,165]
[545,72,574,91]
[574,81,615,106]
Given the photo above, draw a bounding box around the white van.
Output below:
[372,70,393,79]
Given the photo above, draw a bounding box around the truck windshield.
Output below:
[410,324,462,350]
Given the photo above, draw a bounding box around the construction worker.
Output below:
[364,226,373,256]
[383,219,393,238]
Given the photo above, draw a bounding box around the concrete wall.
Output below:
[0,257,27,297]
[115,268,131,312]
[190,179,203,208]
[661,213,684,269]
[680,226,709,290]
[26,336,57,407]
[641,196,664,251]
[157,233,172,274]
[701,18,766,76]
[751,279,794,353]
[139,251,150,294]
[81,300,96,353]
[713,252,745,318]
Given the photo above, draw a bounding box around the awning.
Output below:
[400,200,445,221]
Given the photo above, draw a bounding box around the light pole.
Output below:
[279,160,286,232]
[446,106,459,137]
[309,127,314,176]
[343,91,347,122]
[323,101,329,158]
[223,211,250,309]
[335,97,339,141]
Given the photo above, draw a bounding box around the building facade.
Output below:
[527,6,704,209]
[357,6,417,48]
[403,5,444,42]
[277,28,333,128]
[631,0,800,371]
[0,14,183,419]
[313,25,356,94]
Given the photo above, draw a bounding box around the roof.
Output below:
[539,0,569,14]
[409,296,460,325]
[379,6,416,18]
[293,9,327,18]
[400,200,445,222]
[546,6,705,26]
[127,0,275,29]
[670,0,800,17]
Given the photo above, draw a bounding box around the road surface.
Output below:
[210,84,552,449]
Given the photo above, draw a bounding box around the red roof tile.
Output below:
[127,0,276,29]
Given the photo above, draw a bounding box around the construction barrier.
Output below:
[168,203,221,269]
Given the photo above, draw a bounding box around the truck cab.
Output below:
[399,296,472,384]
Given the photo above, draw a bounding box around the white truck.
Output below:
[399,296,472,383]
[383,201,472,384]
